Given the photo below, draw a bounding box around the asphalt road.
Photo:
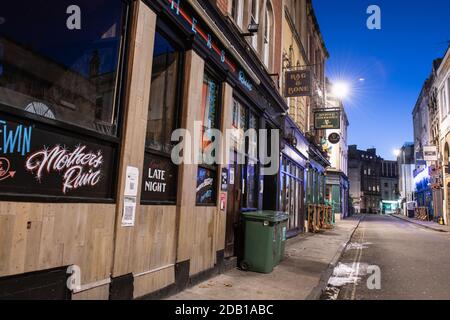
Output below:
[322,214,450,300]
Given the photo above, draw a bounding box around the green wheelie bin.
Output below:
[239,211,289,273]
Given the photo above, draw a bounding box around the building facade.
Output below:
[410,56,446,222]
[0,0,292,299]
[437,46,450,225]
[0,0,335,299]
[412,77,436,219]
[348,146,383,214]
[380,160,400,214]
[324,79,350,220]
[397,142,415,215]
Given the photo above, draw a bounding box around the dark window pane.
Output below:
[146,31,180,153]
[141,153,178,204]
[246,160,257,208]
[199,72,219,163]
[0,0,126,135]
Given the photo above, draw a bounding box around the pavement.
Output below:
[390,214,450,233]
[167,215,363,300]
[322,214,450,300]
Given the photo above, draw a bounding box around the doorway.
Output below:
[225,152,243,258]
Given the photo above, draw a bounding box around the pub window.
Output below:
[0,0,127,136]
[245,112,259,209]
[232,97,259,209]
[141,29,183,205]
[196,72,221,206]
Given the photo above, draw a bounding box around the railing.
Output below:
[414,207,429,221]
[307,204,333,233]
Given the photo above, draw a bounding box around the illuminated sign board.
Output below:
[314,111,340,130]
[284,70,312,97]
[167,0,254,92]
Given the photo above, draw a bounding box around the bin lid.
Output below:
[242,210,289,222]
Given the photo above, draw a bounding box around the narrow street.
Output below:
[323,215,450,300]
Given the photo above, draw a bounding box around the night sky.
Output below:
[313,0,450,160]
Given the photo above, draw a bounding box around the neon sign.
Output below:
[167,0,236,72]
[26,144,104,194]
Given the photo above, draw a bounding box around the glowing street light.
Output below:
[332,81,350,99]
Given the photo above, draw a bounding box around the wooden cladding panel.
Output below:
[214,83,234,253]
[111,1,157,277]
[0,202,115,285]
[133,205,177,274]
[175,50,206,264]
[133,266,175,299]
[189,207,217,276]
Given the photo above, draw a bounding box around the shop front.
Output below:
[306,146,330,231]
[325,170,350,221]
[0,0,128,299]
[0,0,287,299]
[414,167,434,220]
[278,117,308,238]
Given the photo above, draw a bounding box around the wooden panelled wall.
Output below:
[0,1,233,299]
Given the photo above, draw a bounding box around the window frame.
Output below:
[0,0,131,139]
[141,21,186,206]
[231,94,261,210]
[196,67,223,207]
[0,0,131,203]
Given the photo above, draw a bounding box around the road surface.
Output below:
[322,214,450,300]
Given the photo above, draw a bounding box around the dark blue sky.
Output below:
[313,0,450,160]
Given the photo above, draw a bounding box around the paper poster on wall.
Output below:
[122,196,136,227]
[220,192,226,211]
[229,167,235,185]
[221,168,228,191]
[124,166,139,197]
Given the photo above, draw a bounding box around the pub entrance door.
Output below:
[225,152,243,258]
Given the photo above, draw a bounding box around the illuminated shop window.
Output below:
[142,29,183,205]
[196,72,221,206]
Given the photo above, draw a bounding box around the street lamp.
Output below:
[332,81,350,99]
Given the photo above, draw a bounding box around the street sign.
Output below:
[284,69,312,97]
[314,111,340,130]
[423,145,438,161]
[328,133,341,144]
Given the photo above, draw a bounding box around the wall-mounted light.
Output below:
[241,23,259,37]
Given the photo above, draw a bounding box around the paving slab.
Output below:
[390,214,450,233]
[167,216,363,300]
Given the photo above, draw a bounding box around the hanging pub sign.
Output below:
[284,69,312,97]
[0,112,116,200]
[328,133,341,144]
[141,153,178,204]
[423,145,438,162]
[314,111,341,130]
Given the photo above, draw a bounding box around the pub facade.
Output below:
[0,0,288,299]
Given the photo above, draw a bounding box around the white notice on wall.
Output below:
[229,168,235,185]
[122,196,136,227]
[124,166,139,197]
